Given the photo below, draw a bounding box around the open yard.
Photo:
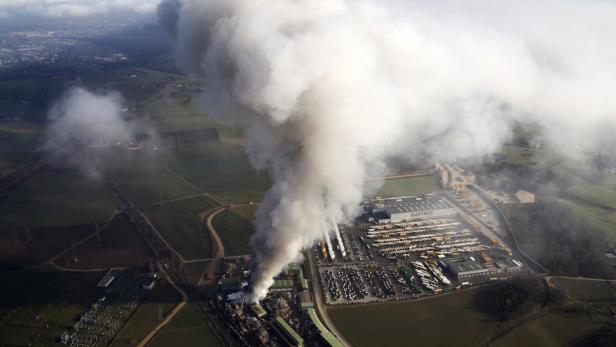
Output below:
[144,196,219,260]
[148,304,222,347]
[212,204,257,256]
[329,289,499,347]
[371,174,439,198]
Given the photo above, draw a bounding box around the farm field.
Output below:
[161,142,270,203]
[0,268,56,317]
[329,289,498,347]
[52,213,154,270]
[566,179,616,211]
[372,174,439,198]
[556,198,616,239]
[1,167,117,227]
[184,260,211,283]
[109,280,181,347]
[492,311,607,347]
[0,121,45,174]
[107,154,202,207]
[551,278,616,302]
[212,205,257,256]
[0,223,97,267]
[144,196,219,260]
[149,304,222,347]
[501,144,538,166]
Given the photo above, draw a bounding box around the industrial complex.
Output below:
[211,166,532,347]
[313,166,530,306]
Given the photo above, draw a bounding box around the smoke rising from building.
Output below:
[44,87,136,178]
[157,0,616,302]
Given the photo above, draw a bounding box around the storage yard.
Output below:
[315,191,527,305]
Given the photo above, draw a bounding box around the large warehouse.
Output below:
[370,196,456,223]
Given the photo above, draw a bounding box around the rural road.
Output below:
[137,267,188,347]
[199,206,226,286]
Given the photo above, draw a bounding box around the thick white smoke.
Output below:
[158,0,616,302]
[44,87,137,178]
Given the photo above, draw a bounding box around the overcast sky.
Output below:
[0,0,159,19]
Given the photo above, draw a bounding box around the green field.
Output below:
[372,175,439,198]
[551,278,616,301]
[501,144,538,166]
[492,312,607,347]
[107,154,203,207]
[149,304,222,347]
[329,290,498,347]
[144,196,219,260]
[1,168,117,227]
[52,213,154,270]
[0,223,97,267]
[0,122,45,174]
[161,142,270,203]
[556,198,616,239]
[212,205,257,256]
[184,260,211,283]
[110,280,181,347]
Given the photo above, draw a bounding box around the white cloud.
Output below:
[0,0,158,18]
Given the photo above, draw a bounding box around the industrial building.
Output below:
[97,271,115,288]
[443,257,523,280]
[370,196,456,223]
[272,317,304,347]
[251,303,267,318]
[307,308,344,347]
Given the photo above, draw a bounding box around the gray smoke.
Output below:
[44,87,136,178]
[158,0,616,302]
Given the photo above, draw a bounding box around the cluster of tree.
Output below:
[504,201,616,279]
[473,276,564,321]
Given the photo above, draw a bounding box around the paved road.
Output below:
[306,251,351,347]
[366,170,434,182]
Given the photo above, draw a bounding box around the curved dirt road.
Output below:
[199,207,226,285]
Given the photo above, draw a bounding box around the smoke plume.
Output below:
[158,0,616,302]
[44,87,136,178]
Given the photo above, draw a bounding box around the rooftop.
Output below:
[446,258,489,275]
[273,317,304,347]
[372,196,451,215]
